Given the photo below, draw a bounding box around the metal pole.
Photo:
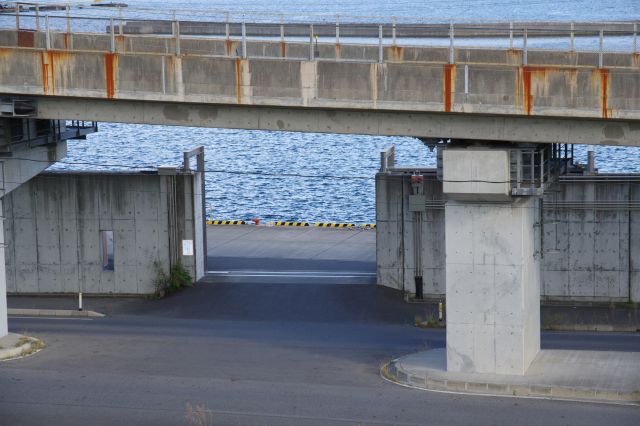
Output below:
[539,149,544,186]
[378,24,383,64]
[598,29,603,68]
[280,23,284,43]
[175,20,181,56]
[449,22,454,64]
[118,7,123,35]
[523,28,528,65]
[110,18,115,53]
[464,64,468,94]
[35,5,40,32]
[309,24,314,60]
[392,17,396,45]
[183,151,190,171]
[15,2,19,30]
[587,147,595,174]
[45,15,50,50]
[570,21,574,51]
[66,4,70,34]
[634,23,637,53]
[225,11,229,40]
[336,15,340,44]
[241,21,246,58]
[530,150,534,185]
[509,22,513,49]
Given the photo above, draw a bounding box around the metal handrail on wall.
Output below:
[1,4,638,63]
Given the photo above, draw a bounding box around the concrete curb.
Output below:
[543,324,639,332]
[413,323,639,332]
[0,333,45,361]
[8,308,105,318]
[381,361,640,405]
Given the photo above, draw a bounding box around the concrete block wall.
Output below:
[541,178,639,302]
[3,171,202,295]
[376,171,445,295]
[376,172,640,303]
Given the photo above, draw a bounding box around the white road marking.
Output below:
[9,316,94,321]
[207,270,375,278]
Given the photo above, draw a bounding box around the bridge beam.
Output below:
[29,97,640,147]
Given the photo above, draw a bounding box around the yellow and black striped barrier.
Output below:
[207,220,246,225]
[314,223,355,228]
[207,219,376,229]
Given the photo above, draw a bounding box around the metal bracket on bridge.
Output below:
[0,98,36,117]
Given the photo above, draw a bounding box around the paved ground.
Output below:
[2,226,639,424]
[4,280,640,425]
[207,225,375,274]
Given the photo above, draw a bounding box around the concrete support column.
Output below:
[443,148,540,375]
[0,198,7,338]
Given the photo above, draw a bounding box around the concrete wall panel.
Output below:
[377,172,640,303]
[5,172,202,295]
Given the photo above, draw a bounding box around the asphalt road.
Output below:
[3,279,640,426]
[2,227,639,425]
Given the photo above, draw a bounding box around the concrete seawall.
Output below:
[377,172,640,303]
[3,171,205,294]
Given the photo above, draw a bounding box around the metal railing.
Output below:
[510,144,576,196]
[0,3,638,63]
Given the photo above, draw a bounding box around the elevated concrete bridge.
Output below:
[1,13,640,376]
[0,18,639,145]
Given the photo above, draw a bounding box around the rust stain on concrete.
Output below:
[632,53,640,68]
[390,46,403,62]
[522,66,549,115]
[39,51,70,95]
[225,39,233,57]
[280,41,286,58]
[104,53,118,99]
[516,67,522,109]
[115,35,126,53]
[335,43,341,60]
[596,68,610,118]
[63,33,70,50]
[40,52,49,94]
[565,68,579,98]
[443,64,456,112]
[506,49,521,66]
[17,30,35,48]
[235,58,241,104]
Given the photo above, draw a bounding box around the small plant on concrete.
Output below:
[15,336,31,347]
[152,261,193,298]
[185,402,213,426]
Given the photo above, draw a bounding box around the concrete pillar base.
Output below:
[445,199,541,375]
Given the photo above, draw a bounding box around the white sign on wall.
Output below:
[182,239,194,256]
